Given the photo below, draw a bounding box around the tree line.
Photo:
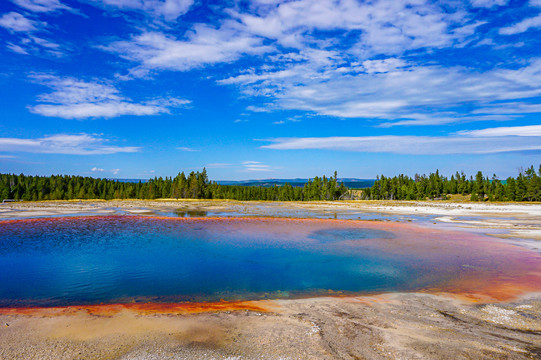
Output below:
[0,169,348,202]
[362,165,541,201]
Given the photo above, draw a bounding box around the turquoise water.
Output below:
[0,216,520,307]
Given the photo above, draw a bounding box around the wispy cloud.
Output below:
[499,14,541,35]
[261,133,541,155]
[0,12,42,32]
[101,25,272,76]
[472,102,541,115]
[229,0,472,53]
[71,0,541,128]
[205,161,274,172]
[457,125,541,137]
[6,42,29,54]
[176,146,199,152]
[0,11,69,57]
[0,133,141,155]
[28,74,190,119]
[91,166,120,175]
[11,0,74,13]
[241,161,272,172]
[222,57,541,126]
[90,0,194,22]
[470,0,508,8]
[7,36,65,57]
[361,58,408,74]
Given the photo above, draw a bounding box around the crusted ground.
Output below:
[1,293,541,360]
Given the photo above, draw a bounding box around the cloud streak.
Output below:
[0,133,141,155]
[241,160,272,172]
[11,0,74,13]
[176,146,199,152]
[91,0,194,21]
[261,132,541,155]
[499,14,541,35]
[458,125,541,137]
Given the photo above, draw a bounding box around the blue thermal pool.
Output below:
[1,216,540,307]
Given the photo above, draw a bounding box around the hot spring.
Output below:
[1,216,540,307]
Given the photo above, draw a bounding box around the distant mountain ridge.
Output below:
[111,178,375,188]
[216,178,374,188]
[103,176,508,188]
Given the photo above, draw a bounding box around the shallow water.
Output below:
[0,216,540,307]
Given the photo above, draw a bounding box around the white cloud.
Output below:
[499,14,541,35]
[222,57,541,125]
[0,12,42,32]
[93,0,194,21]
[176,146,198,152]
[102,25,272,75]
[377,114,519,127]
[241,161,272,172]
[0,133,141,155]
[5,35,65,57]
[103,0,476,77]
[260,135,541,155]
[362,58,407,74]
[6,0,537,130]
[458,125,541,137]
[6,42,28,54]
[206,161,274,172]
[31,102,172,118]
[29,36,61,50]
[92,167,120,175]
[245,105,273,113]
[28,74,190,119]
[470,0,508,8]
[0,14,67,57]
[230,0,470,53]
[95,0,516,127]
[472,102,541,115]
[11,0,73,13]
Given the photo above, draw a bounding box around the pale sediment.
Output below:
[1,293,541,359]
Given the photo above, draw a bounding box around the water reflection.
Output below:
[174,209,208,217]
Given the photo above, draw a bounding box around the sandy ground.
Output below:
[1,293,541,359]
[1,200,541,359]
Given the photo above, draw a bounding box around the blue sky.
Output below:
[0,0,540,180]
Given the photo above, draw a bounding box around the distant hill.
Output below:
[110,178,375,188]
[108,178,148,183]
[215,178,375,188]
